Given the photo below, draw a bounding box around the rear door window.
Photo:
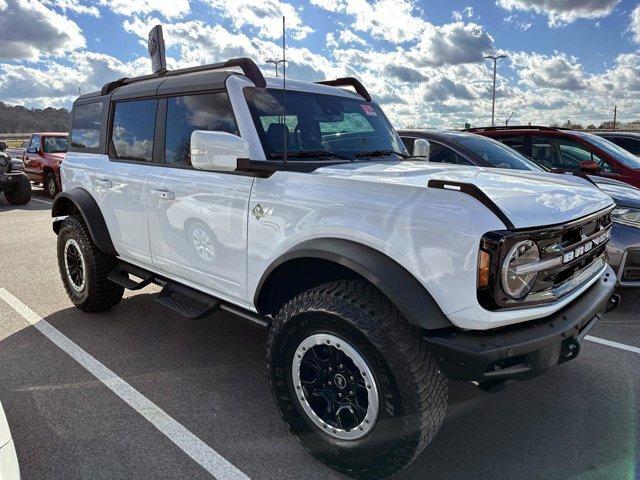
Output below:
[164,93,238,167]
[111,99,157,162]
[531,136,559,169]
[71,102,103,149]
[44,137,68,153]
[498,135,526,154]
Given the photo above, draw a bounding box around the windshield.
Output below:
[573,131,640,169]
[44,136,68,154]
[447,133,544,171]
[244,88,406,160]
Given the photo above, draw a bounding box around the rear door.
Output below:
[147,92,254,303]
[93,99,157,267]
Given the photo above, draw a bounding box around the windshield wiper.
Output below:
[269,150,351,160]
[355,149,410,159]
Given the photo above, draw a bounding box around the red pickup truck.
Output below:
[22,132,68,198]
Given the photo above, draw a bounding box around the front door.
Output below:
[93,98,158,267]
[23,135,41,182]
[147,92,253,303]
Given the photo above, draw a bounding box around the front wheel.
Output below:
[267,280,448,479]
[4,175,32,205]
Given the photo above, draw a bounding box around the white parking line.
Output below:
[29,197,53,205]
[585,335,640,355]
[0,288,249,480]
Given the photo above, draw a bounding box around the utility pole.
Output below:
[485,54,507,127]
[613,106,617,131]
[505,112,514,126]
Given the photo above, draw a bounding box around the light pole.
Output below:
[485,54,507,127]
[265,58,286,77]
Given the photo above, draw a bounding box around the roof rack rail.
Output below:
[315,77,372,101]
[101,57,266,95]
[464,125,560,132]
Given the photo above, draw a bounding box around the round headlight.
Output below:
[501,240,540,299]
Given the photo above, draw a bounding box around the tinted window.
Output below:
[27,135,40,153]
[574,131,640,169]
[557,138,611,172]
[452,134,540,170]
[44,137,68,153]
[111,100,157,162]
[71,102,103,149]
[531,136,559,169]
[165,93,238,166]
[244,88,405,160]
[429,142,472,165]
[610,137,640,156]
[498,135,526,154]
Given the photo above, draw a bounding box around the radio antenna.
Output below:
[282,15,288,169]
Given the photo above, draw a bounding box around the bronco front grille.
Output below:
[478,207,613,310]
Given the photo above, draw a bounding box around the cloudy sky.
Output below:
[0,0,639,128]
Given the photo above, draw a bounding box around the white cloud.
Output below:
[43,0,100,16]
[629,5,640,44]
[413,22,494,67]
[0,0,86,60]
[0,51,148,107]
[503,15,532,31]
[496,0,620,27]
[206,0,312,40]
[100,0,190,19]
[311,0,429,43]
[511,51,587,90]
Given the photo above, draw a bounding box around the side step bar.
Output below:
[156,282,220,319]
[107,261,269,328]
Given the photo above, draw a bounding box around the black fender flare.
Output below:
[254,238,452,330]
[52,188,118,256]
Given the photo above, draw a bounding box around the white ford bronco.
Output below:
[53,54,619,477]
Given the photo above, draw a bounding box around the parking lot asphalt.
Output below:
[0,188,638,480]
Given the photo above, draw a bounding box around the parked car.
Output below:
[22,132,68,198]
[464,126,640,188]
[595,131,640,157]
[5,139,29,160]
[0,142,31,205]
[53,53,618,478]
[400,129,640,287]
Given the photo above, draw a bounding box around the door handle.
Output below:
[95,178,112,188]
[151,189,175,200]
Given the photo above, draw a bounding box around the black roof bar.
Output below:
[464,125,562,132]
[315,77,372,101]
[101,57,266,95]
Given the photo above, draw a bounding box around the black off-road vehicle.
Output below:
[0,141,32,205]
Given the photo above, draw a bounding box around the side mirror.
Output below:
[413,138,430,160]
[580,160,600,174]
[0,141,6,151]
[190,131,250,172]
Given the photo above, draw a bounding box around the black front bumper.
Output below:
[425,265,618,384]
[0,172,22,191]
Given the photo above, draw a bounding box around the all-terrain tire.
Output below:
[45,172,59,198]
[267,279,448,479]
[4,175,32,205]
[57,215,124,312]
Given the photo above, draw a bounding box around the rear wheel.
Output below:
[45,172,58,198]
[267,280,448,479]
[4,175,31,205]
[57,215,124,312]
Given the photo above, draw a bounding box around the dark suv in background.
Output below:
[399,128,640,287]
[596,132,640,157]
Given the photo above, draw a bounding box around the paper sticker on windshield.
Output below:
[361,105,377,116]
